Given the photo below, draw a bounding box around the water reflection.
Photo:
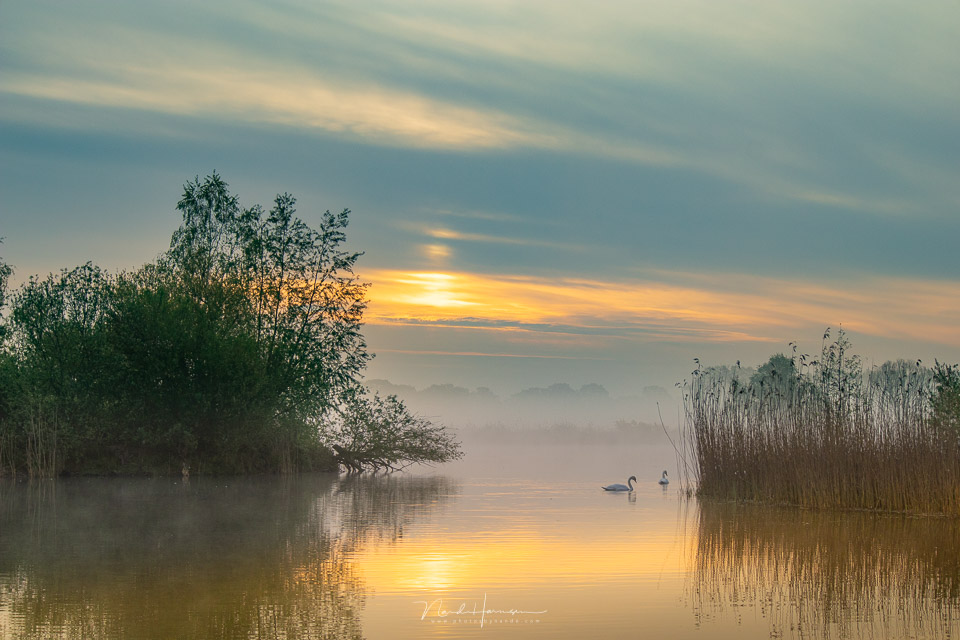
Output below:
[4,465,960,640]
[691,501,960,639]
[0,474,458,639]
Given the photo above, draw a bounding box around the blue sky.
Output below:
[2,0,958,397]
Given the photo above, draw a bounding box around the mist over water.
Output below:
[367,378,678,430]
[1,438,958,639]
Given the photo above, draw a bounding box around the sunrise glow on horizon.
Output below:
[2,0,958,395]
[361,268,960,355]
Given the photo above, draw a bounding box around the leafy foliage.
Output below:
[0,174,459,476]
[748,353,799,404]
[326,390,463,471]
[0,238,12,340]
[932,360,960,435]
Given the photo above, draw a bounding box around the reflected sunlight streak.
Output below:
[358,534,684,595]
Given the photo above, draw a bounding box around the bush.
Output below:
[932,361,960,435]
[0,175,460,476]
[325,390,463,471]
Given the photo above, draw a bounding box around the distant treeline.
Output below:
[366,379,674,429]
[0,174,461,477]
[457,419,670,446]
[681,328,960,515]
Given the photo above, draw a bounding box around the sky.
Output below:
[1,0,958,402]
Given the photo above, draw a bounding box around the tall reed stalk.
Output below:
[681,329,960,515]
[0,420,11,477]
[24,398,60,478]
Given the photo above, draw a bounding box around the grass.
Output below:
[679,329,960,515]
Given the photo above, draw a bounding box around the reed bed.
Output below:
[680,329,960,515]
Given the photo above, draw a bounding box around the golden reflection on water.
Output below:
[0,475,456,640]
[353,481,960,639]
[1,467,959,639]
[691,501,960,639]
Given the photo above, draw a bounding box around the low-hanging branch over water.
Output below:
[0,174,462,477]
[679,328,960,515]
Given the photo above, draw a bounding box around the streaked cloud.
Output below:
[424,228,582,251]
[426,208,528,223]
[5,1,957,219]
[375,349,601,360]
[421,244,452,262]
[1,68,553,151]
[364,268,960,349]
[782,189,913,216]
[2,0,958,393]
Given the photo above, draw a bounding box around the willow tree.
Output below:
[329,390,463,472]
[0,175,461,475]
[932,361,960,435]
[0,243,14,473]
[168,174,370,417]
[0,239,11,335]
[165,174,459,472]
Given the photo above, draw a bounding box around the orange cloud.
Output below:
[362,268,960,348]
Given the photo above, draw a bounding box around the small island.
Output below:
[0,174,462,477]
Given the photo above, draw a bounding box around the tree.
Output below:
[869,359,932,428]
[931,361,960,435]
[815,326,862,421]
[325,390,463,471]
[11,263,114,394]
[4,263,117,474]
[0,174,462,475]
[105,262,270,470]
[750,353,798,395]
[158,174,392,472]
[0,243,14,473]
[0,239,12,339]
[169,174,370,420]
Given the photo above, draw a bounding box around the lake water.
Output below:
[1,442,958,639]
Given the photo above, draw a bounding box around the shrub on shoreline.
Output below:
[0,176,460,477]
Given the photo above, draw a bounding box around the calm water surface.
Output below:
[1,442,958,639]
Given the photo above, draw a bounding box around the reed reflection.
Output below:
[0,474,458,639]
[691,501,960,639]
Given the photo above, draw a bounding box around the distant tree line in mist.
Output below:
[366,379,674,430]
[0,174,461,477]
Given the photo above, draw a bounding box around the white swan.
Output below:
[602,475,637,492]
[658,470,669,485]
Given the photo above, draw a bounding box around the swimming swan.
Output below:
[658,470,669,485]
[602,475,637,492]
